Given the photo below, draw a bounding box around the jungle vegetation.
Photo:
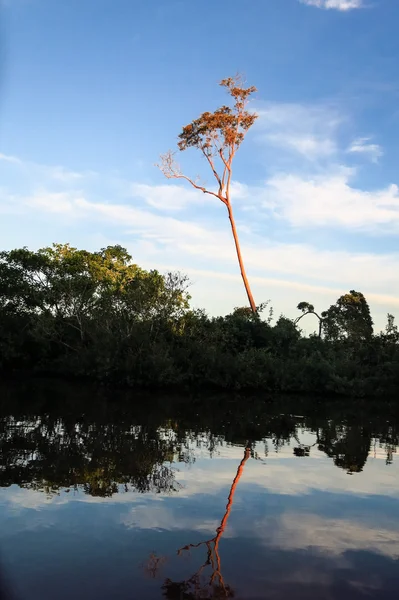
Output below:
[1,243,398,398]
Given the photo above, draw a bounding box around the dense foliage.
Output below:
[1,244,399,397]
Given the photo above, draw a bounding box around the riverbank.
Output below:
[1,245,398,400]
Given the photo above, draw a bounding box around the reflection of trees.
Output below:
[317,422,372,474]
[162,446,251,599]
[374,424,399,465]
[1,386,399,499]
[0,416,180,496]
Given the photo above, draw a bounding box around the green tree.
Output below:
[158,75,258,314]
[321,290,373,342]
[0,244,191,378]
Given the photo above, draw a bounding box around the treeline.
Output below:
[1,244,398,397]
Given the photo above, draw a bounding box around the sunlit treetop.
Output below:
[158,74,258,203]
[177,75,257,156]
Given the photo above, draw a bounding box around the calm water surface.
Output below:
[0,382,398,599]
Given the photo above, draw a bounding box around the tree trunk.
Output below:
[226,203,257,314]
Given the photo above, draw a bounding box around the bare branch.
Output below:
[225,151,235,203]
[218,148,231,194]
[156,151,226,204]
[199,144,223,195]
[294,310,323,325]
[218,148,230,171]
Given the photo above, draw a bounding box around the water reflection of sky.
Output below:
[1,433,399,599]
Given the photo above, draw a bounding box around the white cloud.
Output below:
[300,0,364,10]
[24,189,88,214]
[131,182,209,211]
[255,103,342,160]
[0,487,66,511]
[266,169,399,230]
[0,152,95,183]
[348,137,383,163]
[0,153,22,164]
[22,187,399,306]
[80,197,210,242]
[50,166,87,183]
[265,513,399,559]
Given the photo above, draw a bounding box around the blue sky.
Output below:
[0,0,398,332]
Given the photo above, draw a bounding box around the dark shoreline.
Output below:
[1,374,398,419]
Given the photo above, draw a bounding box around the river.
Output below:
[0,380,398,599]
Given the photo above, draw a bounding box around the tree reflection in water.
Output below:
[161,446,251,599]
[1,384,399,599]
[0,391,398,497]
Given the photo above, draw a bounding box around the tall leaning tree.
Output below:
[158,75,258,314]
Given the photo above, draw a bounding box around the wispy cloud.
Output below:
[50,167,87,183]
[0,152,95,183]
[347,137,383,163]
[21,187,399,304]
[24,189,88,214]
[300,0,364,10]
[266,513,399,560]
[255,103,342,161]
[131,182,209,211]
[0,153,22,165]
